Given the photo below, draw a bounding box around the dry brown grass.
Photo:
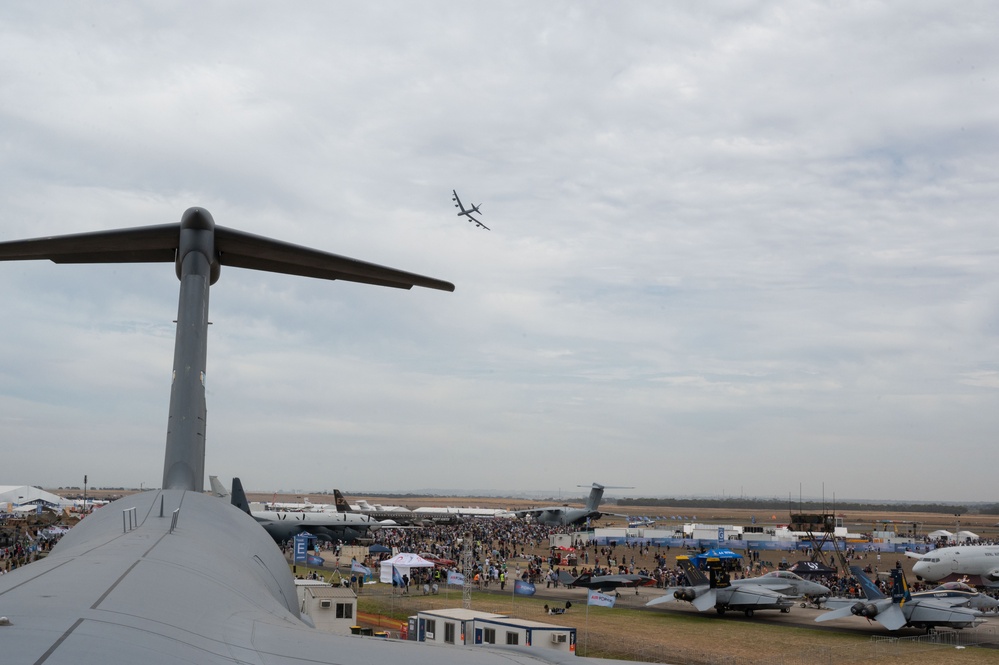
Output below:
[355,584,999,664]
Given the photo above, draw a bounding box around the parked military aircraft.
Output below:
[647,556,830,617]
[559,571,656,595]
[333,489,451,526]
[452,189,490,230]
[229,478,389,542]
[513,483,628,526]
[908,545,999,588]
[816,566,986,631]
[0,209,622,664]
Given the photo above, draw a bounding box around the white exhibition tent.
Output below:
[927,529,954,539]
[957,530,979,542]
[0,486,73,512]
[378,552,435,584]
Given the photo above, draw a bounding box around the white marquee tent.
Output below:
[378,552,435,584]
[0,486,72,512]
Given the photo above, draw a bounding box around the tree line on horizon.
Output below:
[615,497,999,516]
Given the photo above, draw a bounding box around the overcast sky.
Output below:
[0,2,997,503]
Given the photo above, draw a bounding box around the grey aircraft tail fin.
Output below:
[584,483,605,513]
[850,566,886,600]
[231,478,251,515]
[333,490,350,513]
[208,475,230,499]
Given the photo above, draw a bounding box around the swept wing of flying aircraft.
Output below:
[513,483,628,527]
[647,556,830,617]
[907,545,999,588]
[816,566,986,631]
[452,189,490,230]
[559,571,656,594]
[0,209,625,665]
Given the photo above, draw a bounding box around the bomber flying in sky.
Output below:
[452,189,490,229]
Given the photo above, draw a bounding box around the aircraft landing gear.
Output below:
[781,607,791,613]
[716,607,726,615]
[744,609,754,618]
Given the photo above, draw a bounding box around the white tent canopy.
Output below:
[957,530,979,542]
[0,485,73,511]
[927,529,954,538]
[378,552,435,584]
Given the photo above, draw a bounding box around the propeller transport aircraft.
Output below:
[0,208,626,664]
[452,189,490,230]
[646,555,831,617]
[815,566,990,632]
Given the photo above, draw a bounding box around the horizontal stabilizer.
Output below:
[692,589,717,612]
[646,591,680,607]
[0,222,455,292]
[877,604,908,631]
[815,605,858,623]
[214,226,454,291]
[0,224,179,263]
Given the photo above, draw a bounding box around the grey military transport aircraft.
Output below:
[513,483,627,526]
[0,208,621,664]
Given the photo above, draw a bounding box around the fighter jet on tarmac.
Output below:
[647,555,830,617]
[816,566,987,632]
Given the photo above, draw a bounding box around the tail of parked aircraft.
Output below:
[208,475,230,499]
[676,556,709,587]
[583,483,605,513]
[333,489,350,513]
[230,477,252,515]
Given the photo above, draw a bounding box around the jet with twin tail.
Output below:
[816,566,990,632]
[647,555,830,617]
[452,189,489,230]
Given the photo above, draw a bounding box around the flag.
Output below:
[514,580,536,596]
[351,559,371,576]
[587,591,616,608]
[392,565,405,588]
[447,571,465,586]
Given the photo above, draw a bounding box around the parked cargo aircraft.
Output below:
[513,483,627,526]
[647,556,830,617]
[907,545,999,588]
[816,566,987,631]
[0,209,619,664]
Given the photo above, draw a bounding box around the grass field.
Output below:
[343,580,999,664]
